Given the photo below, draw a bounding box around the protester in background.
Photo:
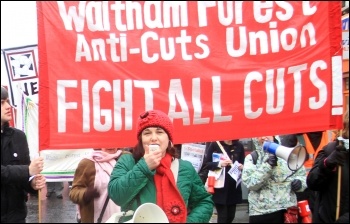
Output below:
[300,130,335,212]
[108,110,214,223]
[69,148,123,223]
[1,86,46,223]
[280,134,299,150]
[307,108,349,223]
[302,131,336,175]
[198,142,211,184]
[242,136,307,223]
[279,130,334,215]
[173,143,182,158]
[46,182,64,199]
[280,134,307,223]
[203,140,245,223]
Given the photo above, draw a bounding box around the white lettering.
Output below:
[93,81,112,132]
[133,80,160,111]
[168,79,191,125]
[197,1,216,27]
[265,68,285,114]
[57,80,78,132]
[192,78,210,124]
[309,60,327,109]
[244,72,263,119]
[302,1,317,16]
[112,80,133,131]
[212,76,232,122]
[287,64,307,113]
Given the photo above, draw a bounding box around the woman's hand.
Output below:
[31,174,46,190]
[219,158,232,167]
[144,150,163,170]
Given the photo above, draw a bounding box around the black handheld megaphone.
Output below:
[263,141,307,171]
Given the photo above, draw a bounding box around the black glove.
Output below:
[291,179,302,192]
[335,138,347,152]
[325,144,347,169]
[83,186,100,203]
[267,154,278,167]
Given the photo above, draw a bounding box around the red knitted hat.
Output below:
[136,110,174,142]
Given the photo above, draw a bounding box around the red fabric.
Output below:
[37,2,342,150]
[154,154,186,223]
[284,206,299,223]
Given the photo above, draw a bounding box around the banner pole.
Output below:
[335,130,343,220]
[37,150,42,223]
[336,166,341,220]
[38,188,42,223]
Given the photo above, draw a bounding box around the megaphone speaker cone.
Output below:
[263,141,307,171]
[125,203,169,223]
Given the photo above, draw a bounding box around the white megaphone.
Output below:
[263,141,307,171]
[124,203,169,223]
[105,203,169,223]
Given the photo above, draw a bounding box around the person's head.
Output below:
[94,148,119,154]
[256,136,274,145]
[252,136,274,152]
[133,110,178,161]
[342,107,349,139]
[1,86,12,126]
[280,134,298,147]
[102,148,119,154]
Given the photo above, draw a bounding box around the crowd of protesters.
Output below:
[2,84,349,223]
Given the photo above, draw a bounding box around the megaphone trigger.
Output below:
[263,141,307,171]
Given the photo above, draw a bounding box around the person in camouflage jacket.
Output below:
[242,136,307,223]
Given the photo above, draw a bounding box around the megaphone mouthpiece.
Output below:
[263,141,278,154]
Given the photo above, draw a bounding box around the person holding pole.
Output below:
[307,108,349,223]
[1,86,46,223]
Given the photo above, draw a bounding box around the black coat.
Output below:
[1,123,36,223]
[307,141,349,223]
[204,140,245,205]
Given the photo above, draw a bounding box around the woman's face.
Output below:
[257,136,274,145]
[141,127,169,156]
[1,97,12,125]
[101,148,118,154]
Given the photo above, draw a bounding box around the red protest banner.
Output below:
[37,1,343,149]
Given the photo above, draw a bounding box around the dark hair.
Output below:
[1,86,9,100]
[132,135,179,162]
[280,134,298,147]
